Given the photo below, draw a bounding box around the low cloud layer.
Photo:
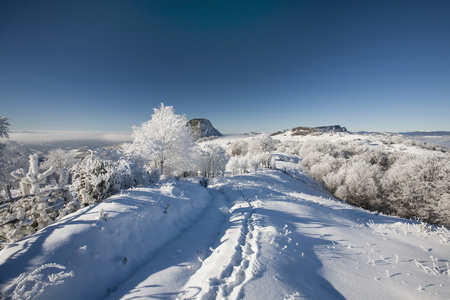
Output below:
[9,131,132,149]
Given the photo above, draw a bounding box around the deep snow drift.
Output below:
[1,155,450,299]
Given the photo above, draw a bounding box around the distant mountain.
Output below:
[187,118,222,139]
[399,131,450,136]
[399,131,450,148]
[273,125,348,136]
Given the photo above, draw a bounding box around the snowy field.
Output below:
[1,151,449,300]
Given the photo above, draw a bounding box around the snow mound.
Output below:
[0,181,210,300]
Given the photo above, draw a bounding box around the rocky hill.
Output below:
[187,118,222,139]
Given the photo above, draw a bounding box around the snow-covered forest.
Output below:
[1,106,450,299]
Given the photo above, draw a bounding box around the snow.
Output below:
[0,181,211,299]
[1,155,450,299]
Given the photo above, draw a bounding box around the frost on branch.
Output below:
[10,263,74,300]
[11,154,56,196]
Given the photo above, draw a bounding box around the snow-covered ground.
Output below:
[1,154,449,299]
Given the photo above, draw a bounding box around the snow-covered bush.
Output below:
[11,154,56,196]
[0,188,75,247]
[126,103,197,177]
[334,158,382,210]
[71,154,123,206]
[380,154,450,225]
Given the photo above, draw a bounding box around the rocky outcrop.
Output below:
[292,125,348,135]
[188,119,222,139]
[273,125,348,136]
[314,125,348,133]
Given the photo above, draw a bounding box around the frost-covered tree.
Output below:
[227,156,241,175]
[40,149,79,188]
[335,158,382,210]
[196,144,227,178]
[246,154,260,173]
[0,116,10,139]
[257,152,276,169]
[11,154,56,196]
[248,133,274,154]
[230,140,248,156]
[127,103,196,177]
[0,141,29,200]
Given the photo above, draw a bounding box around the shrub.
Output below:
[71,154,123,206]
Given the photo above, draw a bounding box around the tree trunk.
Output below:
[4,184,11,201]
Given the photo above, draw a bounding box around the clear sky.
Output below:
[1,0,450,134]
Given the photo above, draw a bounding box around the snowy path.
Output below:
[1,164,450,299]
[106,182,261,299]
[106,190,229,299]
[180,183,260,299]
[107,170,450,299]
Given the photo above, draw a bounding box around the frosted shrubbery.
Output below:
[334,158,382,209]
[380,154,450,224]
[281,137,450,227]
[227,134,276,174]
[0,189,75,246]
[0,148,150,247]
[1,151,80,246]
[71,152,145,206]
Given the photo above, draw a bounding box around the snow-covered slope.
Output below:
[1,157,449,299]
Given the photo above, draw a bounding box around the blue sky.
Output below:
[1,0,449,134]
